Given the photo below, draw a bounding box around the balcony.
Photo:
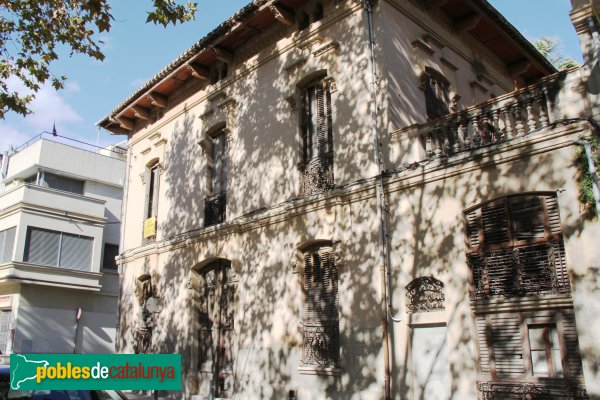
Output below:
[300,152,334,196]
[0,184,106,221]
[0,261,102,291]
[477,380,589,400]
[204,192,226,227]
[393,70,585,162]
[467,241,571,300]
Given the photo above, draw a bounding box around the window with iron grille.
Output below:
[464,193,570,300]
[422,67,450,120]
[195,260,237,397]
[300,79,334,196]
[204,130,227,227]
[301,245,339,368]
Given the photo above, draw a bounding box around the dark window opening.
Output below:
[205,130,227,227]
[102,243,119,271]
[314,3,324,22]
[300,79,334,195]
[423,68,450,120]
[298,12,310,30]
[25,172,84,195]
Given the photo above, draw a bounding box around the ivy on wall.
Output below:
[576,134,600,219]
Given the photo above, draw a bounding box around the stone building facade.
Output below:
[100,0,600,398]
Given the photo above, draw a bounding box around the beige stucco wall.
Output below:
[115,0,600,398]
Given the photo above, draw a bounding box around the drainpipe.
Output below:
[362,1,392,399]
[575,140,600,221]
[115,142,133,353]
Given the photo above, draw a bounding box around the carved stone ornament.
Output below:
[198,137,213,154]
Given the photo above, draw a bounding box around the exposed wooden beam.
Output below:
[132,105,151,121]
[187,63,210,80]
[507,60,532,77]
[117,117,134,131]
[146,93,167,108]
[213,46,234,64]
[454,14,482,33]
[270,4,294,25]
[241,24,261,35]
[425,0,447,9]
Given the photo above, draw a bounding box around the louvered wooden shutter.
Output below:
[481,201,510,247]
[476,315,492,375]
[465,209,482,251]
[304,247,339,323]
[321,249,338,321]
[301,89,310,163]
[562,312,583,378]
[510,196,545,241]
[325,81,333,155]
[304,253,315,322]
[316,83,326,157]
[488,313,525,378]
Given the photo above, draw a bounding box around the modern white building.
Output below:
[0,136,125,356]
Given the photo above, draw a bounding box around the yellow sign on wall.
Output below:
[143,217,156,238]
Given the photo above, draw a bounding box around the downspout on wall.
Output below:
[362,1,395,398]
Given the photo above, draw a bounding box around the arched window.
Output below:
[194,259,237,397]
[405,276,445,313]
[300,244,339,368]
[300,78,334,195]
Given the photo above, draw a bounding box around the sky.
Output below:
[0,0,583,153]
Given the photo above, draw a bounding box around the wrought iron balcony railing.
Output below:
[300,321,340,368]
[468,241,571,300]
[204,192,227,227]
[477,381,589,400]
[300,152,334,196]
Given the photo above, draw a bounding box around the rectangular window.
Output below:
[204,131,227,227]
[146,164,160,220]
[209,131,228,196]
[301,246,339,368]
[24,227,93,271]
[528,324,564,378]
[26,172,84,195]
[300,79,334,195]
[464,194,570,299]
[0,309,11,353]
[42,172,84,195]
[423,68,450,120]
[102,243,119,271]
[0,227,16,264]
